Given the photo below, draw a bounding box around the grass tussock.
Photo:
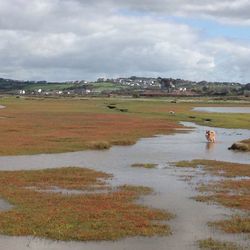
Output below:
[131,163,158,169]
[86,141,111,150]
[198,238,242,250]
[111,138,136,146]
[209,216,250,234]
[0,167,173,241]
[194,180,250,233]
[196,179,250,211]
[175,160,250,177]
[194,193,250,211]
[118,185,153,195]
[176,160,250,235]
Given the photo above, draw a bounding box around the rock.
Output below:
[228,142,249,151]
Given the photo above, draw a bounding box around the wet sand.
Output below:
[0,122,249,250]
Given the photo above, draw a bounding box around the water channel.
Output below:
[193,107,250,114]
[0,120,249,250]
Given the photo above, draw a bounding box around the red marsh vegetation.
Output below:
[0,167,173,240]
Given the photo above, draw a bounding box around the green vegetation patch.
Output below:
[0,97,249,156]
[92,82,128,92]
[198,238,243,250]
[86,141,111,150]
[131,163,158,169]
[175,160,250,177]
[175,160,250,235]
[0,167,173,241]
[23,83,76,91]
[209,216,250,234]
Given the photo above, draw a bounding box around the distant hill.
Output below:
[0,77,245,96]
[0,78,81,92]
[0,78,34,91]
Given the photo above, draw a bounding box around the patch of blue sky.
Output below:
[167,16,250,42]
[116,8,250,42]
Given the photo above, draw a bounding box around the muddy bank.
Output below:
[0,122,249,249]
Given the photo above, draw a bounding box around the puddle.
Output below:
[0,122,249,250]
[193,107,250,113]
[0,199,12,211]
[26,186,111,195]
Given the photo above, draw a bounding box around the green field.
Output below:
[92,82,130,92]
[23,83,76,91]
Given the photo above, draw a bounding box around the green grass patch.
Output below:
[209,216,250,234]
[131,163,158,169]
[198,238,243,250]
[92,82,128,92]
[111,138,136,146]
[86,141,111,150]
[175,160,250,177]
[23,83,75,91]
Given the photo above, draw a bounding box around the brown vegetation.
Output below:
[0,98,179,155]
[175,160,250,177]
[175,160,250,234]
[0,97,249,155]
[0,167,173,241]
[229,139,250,152]
[131,163,158,169]
[209,216,250,234]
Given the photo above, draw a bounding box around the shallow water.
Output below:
[0,199,12,211]
[0,122,249,250]
[193,106,250,113]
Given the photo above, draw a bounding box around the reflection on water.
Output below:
[0,199,12,211]
[0,122,249,250]
[206,142,215,151]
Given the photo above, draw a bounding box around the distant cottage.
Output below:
[158,78,175,93]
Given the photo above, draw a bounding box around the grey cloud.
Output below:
[112,0,250,25]
[0,0,249,82]
[1,0,249,33]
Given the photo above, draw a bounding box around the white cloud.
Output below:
[204,38,250,82]
[0,0,249,82]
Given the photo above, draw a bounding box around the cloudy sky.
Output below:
[0,0,250,83]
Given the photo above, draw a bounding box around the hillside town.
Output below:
[0,76,249,97]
